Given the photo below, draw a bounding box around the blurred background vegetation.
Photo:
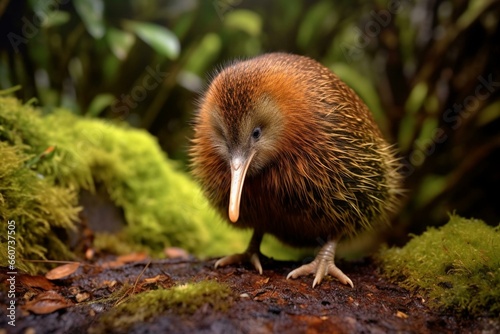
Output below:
[1,0,499,245]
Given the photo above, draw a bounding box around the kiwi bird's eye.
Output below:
[252,127,262,140]
[214,125,225,140]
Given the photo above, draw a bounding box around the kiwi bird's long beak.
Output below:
[229,151,255,223]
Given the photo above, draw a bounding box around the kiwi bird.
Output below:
[190,53,401,288]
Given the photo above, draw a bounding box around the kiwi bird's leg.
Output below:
[287,239,354,288]
[214,231,264,274]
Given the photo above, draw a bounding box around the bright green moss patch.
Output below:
[377,214,500,315]
[41,111,222,256]
[93,281,233,332]
[0,137,80,273]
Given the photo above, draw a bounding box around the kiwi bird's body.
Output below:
[191,53,401,287]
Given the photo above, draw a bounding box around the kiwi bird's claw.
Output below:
[326,264,354,288]
[214,252,263,274]
[286,262,316,280]
[215,232,264,274]
[250,253,263,274]
[287,259,354,288]
[287,240,354,288]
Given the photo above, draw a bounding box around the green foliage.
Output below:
[73,0,105,39]
[224,10,262,37]
[377,214,500,315]
[123,20,180,59]
[92,281,233,332]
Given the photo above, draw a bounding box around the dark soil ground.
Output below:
[1,256,499,334]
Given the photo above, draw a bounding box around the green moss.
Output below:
[92,281,233,332]
[0,142,79,273]
[39,110,250,257]
[377,214,500,315]
[46,112,209,254]
[0,97,49,153]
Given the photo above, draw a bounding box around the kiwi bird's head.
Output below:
[192,53,321,222]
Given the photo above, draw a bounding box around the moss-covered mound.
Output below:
[39,110,232,256]
[0,142,80,273]
[91,281,233,333]
[0,98,82,272]
[378,214,500,315]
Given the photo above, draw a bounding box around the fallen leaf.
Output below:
[164,247,190,259]
[116,252,147,263]
[24,328,36,334]
[75,292,90,303]
[142,274,172,289]
[43,146,55,155]
[23,291,73,314]
[85,248,95,260]
[19,275,56,290]
[102,280,117,289]
[23,290,37,301]
[143,275,161,284]
[45,263,80,280]
[396,310,409,319]
[102,252,148,268]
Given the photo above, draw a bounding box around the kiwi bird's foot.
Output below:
[214,251,263,274]
[214,231,264,274]
[286,240,354,288]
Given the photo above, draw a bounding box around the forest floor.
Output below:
[1,255,499,334]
